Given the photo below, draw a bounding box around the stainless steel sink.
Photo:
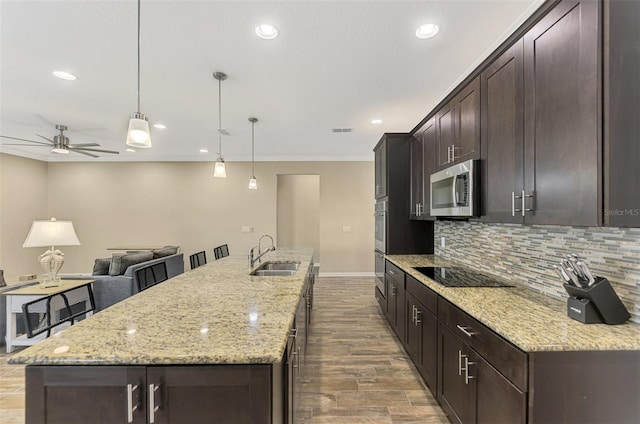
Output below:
[250,261,300,276]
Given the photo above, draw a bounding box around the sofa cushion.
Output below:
[152,246,178,259]
[109,252,154,276]
[92,258,111,275]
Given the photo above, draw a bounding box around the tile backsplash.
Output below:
[434,221,640,324]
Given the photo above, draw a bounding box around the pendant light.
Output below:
[213,71,228,178]
[248,117,258,189]
[126,0,152,148]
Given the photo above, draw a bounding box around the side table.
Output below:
[3,280,94,353]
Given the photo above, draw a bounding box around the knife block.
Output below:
[563,277,631,325]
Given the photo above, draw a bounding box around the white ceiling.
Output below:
[0,0,543,163]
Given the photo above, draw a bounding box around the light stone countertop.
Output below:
[9,248,314,365]
[386,255,640,352]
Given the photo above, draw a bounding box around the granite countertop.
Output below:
[386,255,640,352]
[9,248,313,366]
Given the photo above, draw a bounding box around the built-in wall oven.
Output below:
[374,200,387,296]
[374,249,385,296]
[374,200,386,252]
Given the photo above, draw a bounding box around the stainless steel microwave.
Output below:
[430,159,479,217]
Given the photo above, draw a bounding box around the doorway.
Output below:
[276,175,320,263]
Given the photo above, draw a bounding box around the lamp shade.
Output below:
[248,177,258,190]
[23,218,80,248]
[126,113,152,148]
[213,159,227,178]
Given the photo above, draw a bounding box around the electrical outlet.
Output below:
[441,237,446,248]
[342,226,352,232]
[242,226,254,233]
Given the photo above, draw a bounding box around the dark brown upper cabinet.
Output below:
[410,118,436,221]
[523,0,600,226]
[436,76,481,171]
[374,140,387,199]
[604,0,640,227]
[481,41,525,224]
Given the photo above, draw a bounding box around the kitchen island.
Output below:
[382,254,640,424]
[9,248,315,424]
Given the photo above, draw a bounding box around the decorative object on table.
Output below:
[126,0,152,148]
[22,217,81,287]
[248,117,258,189]
[213,71,230,178]
[553,254,630,325]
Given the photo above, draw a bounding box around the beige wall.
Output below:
[0,154,49,279]
[277,175,320,263]
[0,157,374,276]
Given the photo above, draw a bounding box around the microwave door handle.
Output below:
[451,175,458,206]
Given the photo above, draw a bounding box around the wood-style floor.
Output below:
[0,276,448,424]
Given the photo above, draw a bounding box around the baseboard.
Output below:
[318,272,375,278]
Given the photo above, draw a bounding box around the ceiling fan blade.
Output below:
[68,143,100,148]
[1,143,49,147]
[71,147,119,155]
[70,149,99,158]
[36,134,56,144]
[0,135,51,145]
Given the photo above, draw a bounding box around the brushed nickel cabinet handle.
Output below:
[415,309,421,325]
[465,357,476,385]
[126,383,139,423]
[149,384,159,423]
[456,324,475,337]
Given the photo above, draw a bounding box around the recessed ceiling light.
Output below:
[199,148,209,153]
[255,24,278,40]
[371,119,383,125]
[52,71,77,81]
[126,148,136,153]
[415,24,439,39]
[153,124,167,129]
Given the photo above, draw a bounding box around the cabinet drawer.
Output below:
[406,275,437,314]
[438,298,527,391]
[385,261,405,285]
[375,286,386,312]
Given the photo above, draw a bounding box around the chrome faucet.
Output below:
[249,234,276,268]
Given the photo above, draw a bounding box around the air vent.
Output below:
[217,129,233,136]
[332,128,352,133]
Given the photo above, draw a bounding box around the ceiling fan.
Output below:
[0,124,119,158]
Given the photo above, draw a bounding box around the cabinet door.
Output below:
[523,0,600,226]
[438,323,473,424]
[25,366,146,424]
[409,135,424,219]
[374,141,387,199]
[285,333,297,424]
[147,365,271,424]
[404,292,421,361]
[481,40,525,223]
[418,307,438,392]
[422,118,437,219]
[436,102,456,170]
[474,353,526,424]
[454,76,481,165]
[385,276,397,326]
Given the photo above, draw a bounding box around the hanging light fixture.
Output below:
[126,0,151,148]
[248,117,258,189]
[212,72,228,178]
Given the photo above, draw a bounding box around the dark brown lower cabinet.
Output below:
[438,323,526,424]
[26,365,272,424]
[404,292,437,392]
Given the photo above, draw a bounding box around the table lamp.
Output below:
[23,217,80,287]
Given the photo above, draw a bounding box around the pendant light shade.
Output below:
[213,71,228,178]
[126,0,151,148]
[248,117,258,190]
[126,112,151,148]
[214,159,227,178]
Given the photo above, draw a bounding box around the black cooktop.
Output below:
[413,266,512,288]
